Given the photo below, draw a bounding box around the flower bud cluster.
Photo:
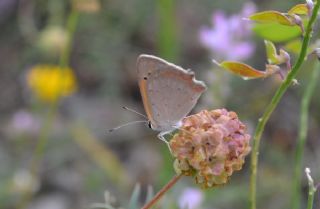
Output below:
[170,109,251,188]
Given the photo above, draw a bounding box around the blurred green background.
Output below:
[0,0,319,209]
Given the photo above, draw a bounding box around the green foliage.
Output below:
[156,0,179,61]
[128,184,141,209]
[249,11,294,25]
[253,23,301,42]
[284,39,303,54]
[264,40,279,63]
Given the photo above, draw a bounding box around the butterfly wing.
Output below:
[137,54,207,132]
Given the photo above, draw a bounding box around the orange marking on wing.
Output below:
[139,80,156,125]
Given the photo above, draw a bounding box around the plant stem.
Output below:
[249,2,320,209]
[31,103,56,171]
[71,123,129,189]
[141,174,182,209]
[156,0,179,61]
[306,186,316,209]
[17,98,58,209]
[17,7,80,209]
[292,61,320,209]
[305,168,317,209]
[59,9,79,68]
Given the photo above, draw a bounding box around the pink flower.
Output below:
[9,110,40,135]
[178,188,203,209]
[199,3,256,61]
[170,109,251,188]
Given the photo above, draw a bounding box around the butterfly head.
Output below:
[148,119,183,133]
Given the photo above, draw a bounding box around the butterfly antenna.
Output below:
[108,120,147,132]
[122,106,148,119]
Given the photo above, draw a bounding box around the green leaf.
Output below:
[128,184,141,209]
[90,203,117,209]
[214,60,267,79]
[145,185,154,204]
[264,40,279,64]
[249,10,294,26]
[285,39,302,54]
[253,23,302,42]
[288,4,309,15]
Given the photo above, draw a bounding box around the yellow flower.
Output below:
[27,65,77,103]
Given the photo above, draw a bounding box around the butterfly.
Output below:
[136,54,207,144]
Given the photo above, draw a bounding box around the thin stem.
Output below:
[249,2,320,209]
[306,188,315,209]
[292,61,320,209]
[305,168,317,209]
[141,174,182,209]
[31,104,56,172]
[17,6,80,209]
[17,100,58,209]
[59,9,79,68]
[156,0,179,61]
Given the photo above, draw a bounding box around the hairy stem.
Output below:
[141,174,182,209]
[249,2,320,209]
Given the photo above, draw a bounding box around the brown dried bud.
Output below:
[169,109,251,188]
[72,0,101,13]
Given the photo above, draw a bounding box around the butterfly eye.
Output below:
[148,121,152,129]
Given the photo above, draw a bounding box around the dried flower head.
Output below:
[38,26,68,55]
[169,109,251,188]
[72,0,101,13]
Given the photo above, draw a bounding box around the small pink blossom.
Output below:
[199,3,256,60]
[9,110,40,135]
[178,188,203,209]
[170,109,251,188]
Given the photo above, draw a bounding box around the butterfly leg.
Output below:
[157,132,172,154]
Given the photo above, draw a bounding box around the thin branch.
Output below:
[292,61,320,209]
[141,174,182,209]
[249,2,320,209]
